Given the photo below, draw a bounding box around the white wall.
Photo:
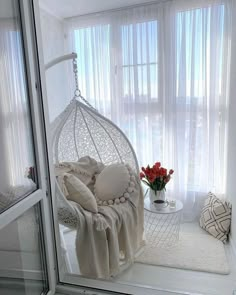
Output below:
[39,8,70,122]
[226,1,236,250]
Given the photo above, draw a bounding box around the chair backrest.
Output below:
[50,99,140,227]
[51,99,139,173]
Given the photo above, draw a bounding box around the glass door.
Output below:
[0,0,55,294]
[0,206,48,294]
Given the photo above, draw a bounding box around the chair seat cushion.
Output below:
[199,192,231,243]
[64,173,98,213]
[94,163,137,206]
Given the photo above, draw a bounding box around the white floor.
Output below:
[63,223,236,295]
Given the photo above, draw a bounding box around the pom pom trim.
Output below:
[95,163,136,206]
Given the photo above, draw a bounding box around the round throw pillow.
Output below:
[94,163,136,206]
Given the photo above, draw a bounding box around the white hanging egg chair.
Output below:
[48,53,140,226]
[46,53,144,278]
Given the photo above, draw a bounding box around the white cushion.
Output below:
[94,163,136,206]
[199,192,231,243]
[64,173,98,213]
[55,156,105,192]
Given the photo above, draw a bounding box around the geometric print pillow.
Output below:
[199,192,232,243]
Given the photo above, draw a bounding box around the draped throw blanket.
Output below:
[75,186,144,278]
[56,157,144,278]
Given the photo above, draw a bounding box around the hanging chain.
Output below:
[72,57,97,111]
[73,58,81,98]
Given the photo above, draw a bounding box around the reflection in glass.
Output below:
[0,0,37,214]
[0,204,48,294]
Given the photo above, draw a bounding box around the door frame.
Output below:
[0,1,57,294]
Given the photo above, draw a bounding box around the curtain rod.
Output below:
[64,0,170,21]
[64,0,226,22]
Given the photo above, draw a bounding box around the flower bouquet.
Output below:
[140,162,174,207]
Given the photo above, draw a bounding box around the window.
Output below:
[67,1,230,215]
[0,7,37,213]
[119,20,162,165]
[0,1,54,295]
[74,24,111,116]
[121,21,158,101]
[175,4,226,191]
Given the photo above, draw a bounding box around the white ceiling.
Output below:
[39,0,158,19]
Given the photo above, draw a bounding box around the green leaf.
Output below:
[142,179,151,187]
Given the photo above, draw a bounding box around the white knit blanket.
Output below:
[56,157,144,279]
[73,179,144,279]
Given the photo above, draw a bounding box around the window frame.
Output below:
[0,1,57,294]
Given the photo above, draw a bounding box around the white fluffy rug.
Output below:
[136,232,230,274]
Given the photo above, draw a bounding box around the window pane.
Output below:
[121,20,158,66]
[121,20,159,104]
[148,21,158,64]
[175,4,225,189]
[74,24,111,116]
[150,64,158,99]
[0,0,37,214]
[0,204,48,294]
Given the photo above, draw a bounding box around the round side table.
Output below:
[144,195,183,248]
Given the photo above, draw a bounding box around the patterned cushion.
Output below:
[199,192,232,243]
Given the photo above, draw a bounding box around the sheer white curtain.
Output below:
[0,18,35,195]
[165,0,231,219]
[159,0,232,220]
[65,16,112,117]
[64,0,231,220]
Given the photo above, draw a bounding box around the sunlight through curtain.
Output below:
[65,0,231,220]
[0,18,36,199]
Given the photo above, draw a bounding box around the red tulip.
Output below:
[160,167,167,176]
[149,175,156,183]
[140,172,145,179]
[154,162,161,169]
[164,175,170,183]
